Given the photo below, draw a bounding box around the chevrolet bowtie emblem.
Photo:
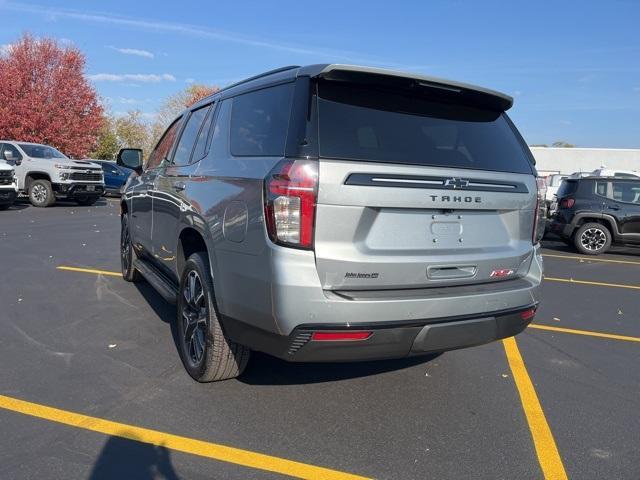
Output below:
[444,178,470,189]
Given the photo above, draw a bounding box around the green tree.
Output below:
[114,110,151,152]
[90,116,119,159]
[150,84,219,150]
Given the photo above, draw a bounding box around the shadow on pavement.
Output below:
[134,281,182,359]
[239,351,440,386]
[88,433,179,480]
[541,237,639,257]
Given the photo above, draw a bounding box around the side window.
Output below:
[191,103,216,163]
[146,118,182,170]
[230,83,294,157]
[205,99,231,164]
[172,104,212,167]
[612,181,640,204]
[595,181,608,197]
[1,143,23,163]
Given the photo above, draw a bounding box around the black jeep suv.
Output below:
[550,176,640,255]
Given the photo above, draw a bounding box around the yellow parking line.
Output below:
[502,338,568,480]
[544,276,640,291]
[0,394,370,480]
[529,324,640,343]
[542,253,640,266]
[57,266,122,277]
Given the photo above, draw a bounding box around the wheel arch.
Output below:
[25,171,52,188]
[571,213,619,237]
[177,225,217,283]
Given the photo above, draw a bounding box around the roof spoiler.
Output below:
[306,64,513,112]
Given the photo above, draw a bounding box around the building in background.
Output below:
[530,147,640,176]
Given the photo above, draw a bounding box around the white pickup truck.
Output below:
[0,141,105,207]
[0,160,18,209]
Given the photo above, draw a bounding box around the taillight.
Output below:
[264,159,318,249]
[520,307,537,321]
[311,331,372,341]
[559,198,575,209]
[532,177,545,245]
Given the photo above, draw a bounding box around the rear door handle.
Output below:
[173,182,186,192]
[608,205,620,211]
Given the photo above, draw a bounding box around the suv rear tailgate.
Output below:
[315,160,537,290]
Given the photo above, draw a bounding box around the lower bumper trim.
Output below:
[222,304,536,363]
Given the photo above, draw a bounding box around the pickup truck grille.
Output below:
[70,172,102,181]
[0,171,13,185]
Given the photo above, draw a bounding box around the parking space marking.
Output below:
[544,276,640,291]
[529,324,640,343]
[542,253,640,265]
[502,337,568,480]
[57,266,122,277]
[0,394,370,480]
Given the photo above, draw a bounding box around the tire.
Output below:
[177,252,250,382]
[0,203,10,210]
[28,179,55,207]
[76,196,98,206]
[573,222,612,255]
[120,214,141,282]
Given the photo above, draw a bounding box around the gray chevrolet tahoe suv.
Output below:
[118,65,544,382]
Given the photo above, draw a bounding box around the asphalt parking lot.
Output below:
[1,199,638,480]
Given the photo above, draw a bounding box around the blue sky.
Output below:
[1,0,639,148]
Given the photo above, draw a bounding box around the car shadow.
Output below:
[14,197,111,208]
[541,237,639,257]
[88,433,180,480]
[134,281,182,356]
[1,202,29,211]
[238,351,441,386]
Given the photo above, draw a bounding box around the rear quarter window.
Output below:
[316,81,534,174]
[229,83,294,157]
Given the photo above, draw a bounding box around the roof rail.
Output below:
[219,65,300,93]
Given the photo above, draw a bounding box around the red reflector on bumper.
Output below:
[311,331,372,341]
[520,308,537,321]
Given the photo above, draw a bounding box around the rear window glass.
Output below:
[556,180,578,197]
[316,82,534,174]
[230,83,294,157]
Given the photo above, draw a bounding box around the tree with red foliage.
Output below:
[0,34,103,158]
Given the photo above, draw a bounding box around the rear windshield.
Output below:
[316,82,534,174]
[556,180,578,197]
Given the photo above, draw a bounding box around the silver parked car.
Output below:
[118,65,544,382]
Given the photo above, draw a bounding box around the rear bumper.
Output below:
[224,305,536,362]
[218,244,543,362]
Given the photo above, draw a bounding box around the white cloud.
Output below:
[0,43,14,55]
[114,111,157,121]
[106,97,152,105]
[559,120,572,126]
[87,73,175,83]
[1,1,370,61]
[109,46,154,59]
[184,78,195,84]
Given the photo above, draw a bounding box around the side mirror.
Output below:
[117,148,143,173]
[3,150,21,166]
